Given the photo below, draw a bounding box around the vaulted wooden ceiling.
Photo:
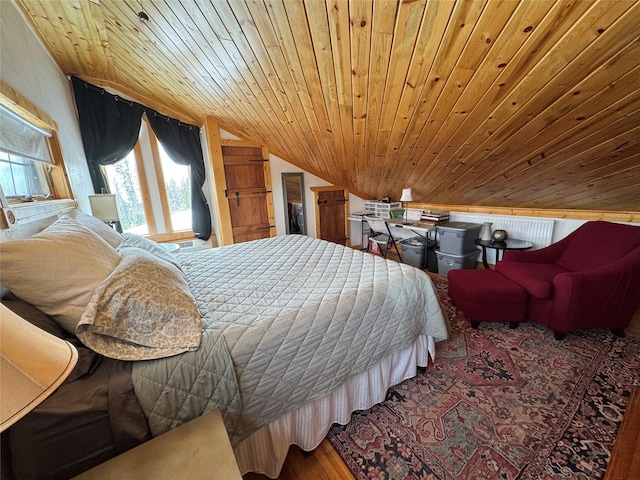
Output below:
[16,0,640,213]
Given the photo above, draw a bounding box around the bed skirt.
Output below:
[233,334,436,477]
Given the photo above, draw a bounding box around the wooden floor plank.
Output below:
[243,442,353,480]
[604,387,640,480]
[626,308,640,338]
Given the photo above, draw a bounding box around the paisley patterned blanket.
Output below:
[131,235,448,445]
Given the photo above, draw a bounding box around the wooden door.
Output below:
[222,146,272,243]
[311,187,349,245]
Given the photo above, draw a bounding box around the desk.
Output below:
[475,238,533,269]
[386,218,436,238]
[348,216,436,249]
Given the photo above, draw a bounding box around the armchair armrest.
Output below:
[502,228,581,264]
[551,246,640,332]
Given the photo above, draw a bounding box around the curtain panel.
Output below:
[71,76,143,193]
[71,77,211,240]
[145,110,211,241]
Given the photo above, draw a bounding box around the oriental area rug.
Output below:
[327,277,640,480]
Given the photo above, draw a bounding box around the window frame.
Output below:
[147,122,173,233]
[0,86,74,229]
[0,152,51,201]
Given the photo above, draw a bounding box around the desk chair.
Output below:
[365,216,402,261]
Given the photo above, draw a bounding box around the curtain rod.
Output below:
[70,76,196,130]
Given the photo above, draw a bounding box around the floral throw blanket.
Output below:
[77,243,202,361]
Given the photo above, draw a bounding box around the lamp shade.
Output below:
[1,305,78,431]
[89,194,120,222]
[399,188,413,202]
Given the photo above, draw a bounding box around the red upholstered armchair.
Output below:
[495,221,640,339]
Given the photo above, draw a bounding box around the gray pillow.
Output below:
[118,233,182,270]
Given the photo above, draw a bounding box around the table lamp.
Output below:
[400,188,413,224]
[88,193,120,229]
[1,304,78,431]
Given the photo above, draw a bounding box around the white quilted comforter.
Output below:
[132,235,448,445]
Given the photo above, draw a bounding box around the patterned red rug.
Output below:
[327,276,640,479]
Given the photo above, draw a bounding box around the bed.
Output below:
[0,212,448,479]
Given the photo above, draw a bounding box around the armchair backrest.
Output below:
[557,221,640,272]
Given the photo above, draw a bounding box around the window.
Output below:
[0,151,51,200]
[102,118,192,240]
[103,149,148,234]
[0,104,52,201]
[0,102,72,206]
[158,143,191,232]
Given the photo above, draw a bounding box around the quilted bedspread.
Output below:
[132,235,448,446]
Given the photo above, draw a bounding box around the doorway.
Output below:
[310,186,349,245]
[282,173,306,235]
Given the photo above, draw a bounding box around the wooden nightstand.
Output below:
[72,410,242,479]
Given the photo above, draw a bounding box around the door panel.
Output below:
[222,146,272,243]
[316,189,348,245]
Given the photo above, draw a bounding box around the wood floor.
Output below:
[243,249,640,480]
[243,441,353,480]
[626,308,640,338]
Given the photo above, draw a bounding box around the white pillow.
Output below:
[74,211,122,248]
[0,217,121,334]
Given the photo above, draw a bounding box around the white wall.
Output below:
[1,0,93,212]
[458,215,637,244]
[268,154,366,239]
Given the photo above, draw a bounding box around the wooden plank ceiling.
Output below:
[16,0,640,213]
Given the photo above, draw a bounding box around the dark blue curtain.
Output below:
[71,77,211,240]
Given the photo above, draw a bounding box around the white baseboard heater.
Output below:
[449,213,554,249]
[176,238,211,252]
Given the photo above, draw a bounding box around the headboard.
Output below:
[0,199,77,243]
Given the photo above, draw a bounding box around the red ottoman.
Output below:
[447,269,527,329]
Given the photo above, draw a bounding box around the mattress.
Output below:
[132,235,448,446]
[233,335,435,477]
